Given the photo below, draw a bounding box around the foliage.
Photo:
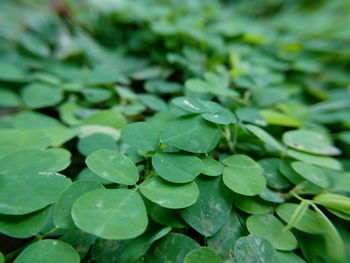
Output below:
[0,0,350,262]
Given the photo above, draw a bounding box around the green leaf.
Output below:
[46,148,72,172]
[144,233,200,263]
[207,210,244,261]
[201,157,223,176]
[152,152,202,183]
[287,149,342,170]
[0,89,21,107]
[0,171,71,215]
[148,204,186,228]
[279,160,304,185]
[283,129,340,156]
[179,176,233,237]
[14,240,80,263]
[223,155,266,196]
[81,87,111,104]
[160,115,221,153]
[78,133,118,156]
[246,124,285,152]
[236,108,267,126]
[0,149,56,175]
[284,200,309,231]
[234,235,276,263]
[54,180,104,229]
[258,158,292,190]
[276,203,324,234]
[81,109,126,130]
[184,247,222,263]
[312,204,346,262]
[59,229,97,258]
[201,108,236,125]
[139,93,167,112]
[71,189,148,240]
[111,226,172,263]
[0,206,51,238]
[246,214,298,251]
[260,109,301,127]
[86,149,139,185]
[234,195,273,215]
[21,83,63,109]
[140,176,199,209]
[0,129,51,159]
[0,252,3,263]
[291,161,330,188]
[259,188,284,203]
[121,122,160,151]
[314,193,350,214]
[274,252,306,263]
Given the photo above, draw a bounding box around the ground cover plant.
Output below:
[0,0,350,262]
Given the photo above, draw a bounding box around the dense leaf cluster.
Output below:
[1,0,350,262]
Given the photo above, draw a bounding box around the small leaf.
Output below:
[287,149,342,170]
[152,152,202,183]
[140,176,199,209]
[144,233,200,263]
[312,204,346,262]
[121,122,160,151]
[274,251,306,263]
[234,235,276,263]
[184,247,222,263]
[291,161,330,188]
[54,180,104,228]
[14,240,80,263]
[246,214,298,251]
[201,157,223,176]
[77,133,118,156]
[0,206,51,238]
[258,158,292,190]
[21,83,63,109]
[314,193,350,214]
[0,171,71,215]
[86,149,139,185]
[223,155,266,196]
[207,210,244,261]
[276,203,323,234]
[284,200,309,231]
[72,189,148,240]
[246,124,285,152]
[179,176,233,237]
[234,195,273,215]
[172,96,210,113]
[160,115,221,153]
[283,129,340,156]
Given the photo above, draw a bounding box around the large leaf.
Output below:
[0,171,71,215]
[14,240,80,263]
[72,189,148,240]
